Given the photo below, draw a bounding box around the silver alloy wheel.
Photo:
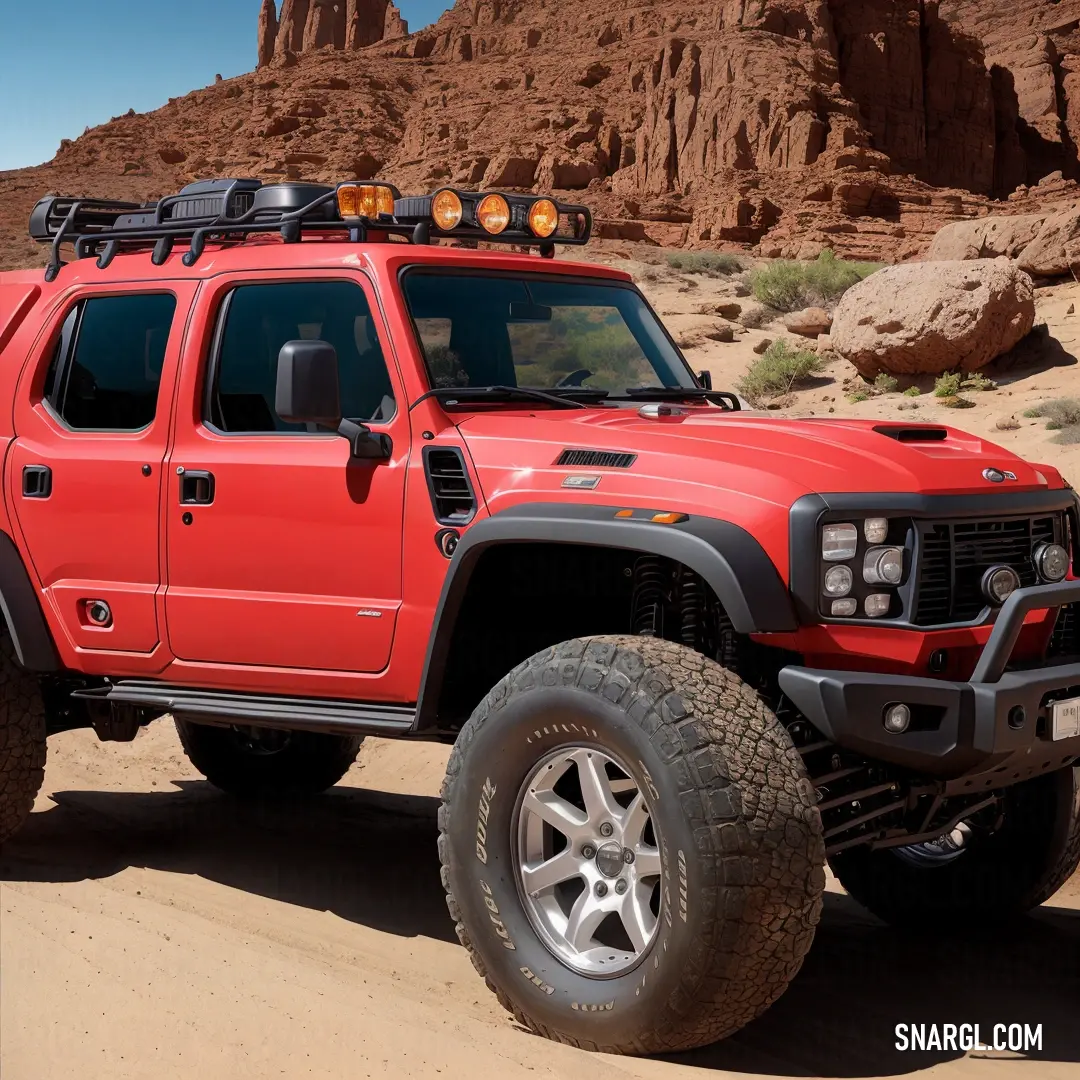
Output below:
[893,822,972,868]
[514,746,662,977]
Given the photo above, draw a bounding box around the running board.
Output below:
[71,681,417,738]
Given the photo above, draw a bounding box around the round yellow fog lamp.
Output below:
[528,198,559,238]
[476,193,511,235]
[431,189,463,230]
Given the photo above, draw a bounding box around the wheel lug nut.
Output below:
[581,843,596,859]
[595,882,608,897]
[622,848,635,864]
[599,822,614,837]
[614,879,628,895]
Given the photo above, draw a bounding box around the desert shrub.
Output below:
[737,340,825,403]
[666,251,744,276]
[873,373,899,394]
[934,372,963,398]
[749,249,884,312]
[848,390,871,403]
[1025,398,1080,430]
[1052,425,1080,445]
[903,386,921,397]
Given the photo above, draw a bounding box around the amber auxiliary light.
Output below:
[337,183,396,220]
[431,189,464,230]
[476,193,511,235]
[528,198,559,238]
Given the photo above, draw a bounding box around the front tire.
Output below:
[438,636,825,1054]
[0,634,47,844]
[831,765,1080,926]
[175,719,362,797]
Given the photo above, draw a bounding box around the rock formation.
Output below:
[257,1,408,67]
[4,1,1080,273]
[831,259,1036,377]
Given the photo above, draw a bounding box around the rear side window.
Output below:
[207,281,396,433]
[44,293,176,431]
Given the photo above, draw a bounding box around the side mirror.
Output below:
[275,340,392,460]
[276,340,342,427]
[697,369,713,390]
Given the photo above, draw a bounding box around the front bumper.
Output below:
[779,581,1080,783]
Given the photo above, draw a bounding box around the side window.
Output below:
[44,293,176,431]
[208,281,396,433]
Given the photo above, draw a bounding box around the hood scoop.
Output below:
[556,449,637,468]
[873,425,949,443]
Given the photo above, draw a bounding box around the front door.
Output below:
[8,286,192,659]
[164,272,407,675]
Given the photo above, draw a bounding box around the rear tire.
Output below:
[0,635,47,843]
[831,765,1080,926]
[175,719,362,797]
[438,636,825,1054]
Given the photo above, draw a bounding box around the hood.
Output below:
[456,408,1065,520]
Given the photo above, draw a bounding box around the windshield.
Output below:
[401,271,697,396]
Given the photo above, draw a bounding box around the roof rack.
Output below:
[29,178,594,282]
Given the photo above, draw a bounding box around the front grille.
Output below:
[913,514,1060,625]
[1049,603,1080,657]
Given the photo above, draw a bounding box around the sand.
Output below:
[2,726,1076,1080]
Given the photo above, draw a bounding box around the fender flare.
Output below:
[0,531,60,672]
[414,502,795,730]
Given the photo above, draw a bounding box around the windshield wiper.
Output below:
[609,387,742,410]
[410,385,589,411]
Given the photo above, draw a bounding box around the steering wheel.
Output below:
[556,369,594,388]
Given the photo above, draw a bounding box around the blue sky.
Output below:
[0,1,453,171]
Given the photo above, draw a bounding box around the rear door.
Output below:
[8,284,194,658]
[163,271,408,676]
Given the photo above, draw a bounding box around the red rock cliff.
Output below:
[257,0,408,67]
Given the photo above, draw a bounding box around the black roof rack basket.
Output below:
[29,178,594,281]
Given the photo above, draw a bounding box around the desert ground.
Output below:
[3,252,1080,1080]
[2,732,1077,1080]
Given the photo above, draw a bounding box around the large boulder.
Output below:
[830,259,1035,378]
[1017,207,1080,278]
[926,214,1048,262]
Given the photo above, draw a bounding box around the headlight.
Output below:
[863,546,904,586]
[822,524,858,561]
[824,566,853,596]
[864,518,889,544]
[864,594,891,618]
[1035,542,1069,583]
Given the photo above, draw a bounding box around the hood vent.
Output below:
[423,447,476,525]
[874,425,949,443]
[556,449,637,468]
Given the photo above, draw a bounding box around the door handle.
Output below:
[179,470,215,505]
[22,465,52,499]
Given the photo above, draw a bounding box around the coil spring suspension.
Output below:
[630,556,666,637]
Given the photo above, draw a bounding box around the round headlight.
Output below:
[528,198,559,238]
[824,566,853,597]
[864,546,904,586]
[982,565,1020,606]
[431,189,463,230]
[1035,542,1069,583]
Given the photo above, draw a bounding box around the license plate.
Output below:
[1051,697,1080,741]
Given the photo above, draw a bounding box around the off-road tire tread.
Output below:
[438,635,825,1055]
[1032,768,1080,908]
[175,719,362,797]
[0,634,47,843]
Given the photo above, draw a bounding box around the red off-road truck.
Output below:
[1,178,1078,1053]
